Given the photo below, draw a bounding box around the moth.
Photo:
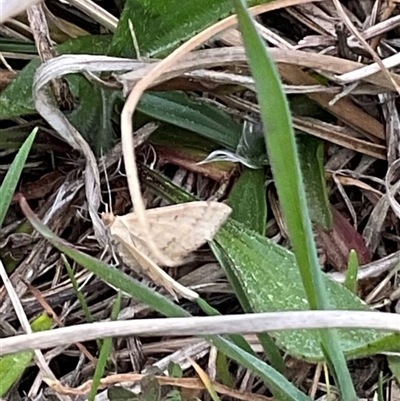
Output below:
[102,201,232,298]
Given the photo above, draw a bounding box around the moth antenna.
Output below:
[115,157,127,178]
[146,144,158,170]
[76,208,92,223]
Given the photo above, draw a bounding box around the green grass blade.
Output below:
[63,254,95,323]
[0,127,37,228]
[232,1,356,399]
[88,292,122,401]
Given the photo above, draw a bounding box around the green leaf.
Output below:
[138,92,241,149]
[139,162,399,363]
[166,389,182,401]
[88,292,122,401]
[0,58,40,118]
[0,38,37,54]
[0,314,53,396]
[388,355,400,386]
[0,34,116,155]
[0,127,37,228]
[140,374,161,401]
[68,77,119,155]
[226,167,283,371]
[149,126,218,153]
[377,371,385,401]
[63,255,94,324]
[109,0,267,58]
[297,135,332,230]
[210,238,286,374]
[216,352,234,388]
[344,250,359,294]
[215,219,400,361]
[228,168,266,234]
[167,362,183,379]
[109,386,139,401]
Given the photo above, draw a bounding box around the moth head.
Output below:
[101,212,116,227]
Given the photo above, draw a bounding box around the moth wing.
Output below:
[112,201,231,264]
[113,233,198,300]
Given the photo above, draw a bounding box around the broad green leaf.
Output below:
[138,92,241,149]
[297,135,332,230]
[20,198,311,401]
[0,128,37,228]
[0,57,39,118]
[215,219,400,361]
[228,168,266,234]
[233,0,355,398]
[0,314,53,396]
[109,0,268,58]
